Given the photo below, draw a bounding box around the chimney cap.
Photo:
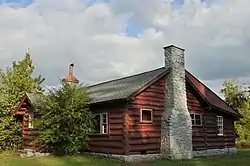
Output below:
[163,44,185,51]
[62,75,79,84]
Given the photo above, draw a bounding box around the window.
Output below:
[217,116,223,136]
[28,112,34,129]
[140,109,153,123]
[190,113,202,126]
[93,113,108,134]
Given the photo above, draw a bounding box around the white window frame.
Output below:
[140,109,153,123]
[93,112,108,134]
[217,116,223,136]
[28,112,34,129]
[190,113,202,126]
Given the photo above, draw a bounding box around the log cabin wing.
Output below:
[15,67,243,154]
[14,93,38,150]
[15,45,243,157]
[86,67,242,155]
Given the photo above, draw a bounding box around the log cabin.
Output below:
[15,45,243,161]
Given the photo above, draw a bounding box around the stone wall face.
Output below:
[84,147,237,162]
[161,45,193,159]
[193,148,237,157]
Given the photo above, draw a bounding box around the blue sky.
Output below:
[1,0,33,6]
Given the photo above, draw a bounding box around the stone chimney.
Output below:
[161,45,193,159]
[62,63,79,84]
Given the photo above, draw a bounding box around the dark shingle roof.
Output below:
[86,67,242,118]
[86,67,167,104]
[19,67,242,118]
[26,93,39,105]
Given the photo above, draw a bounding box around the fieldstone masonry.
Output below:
[161,45,193,159]
[84,147,237,162]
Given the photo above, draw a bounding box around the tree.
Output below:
[0,51,45,152]
[33,82,95,155]
[220,78,250,145]
[220,78,249,111]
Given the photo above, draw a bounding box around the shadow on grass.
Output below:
[34,155,124,166]
[129,150,250,166]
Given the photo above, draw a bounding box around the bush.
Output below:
[236,140,250,149]
[33,82,95,155]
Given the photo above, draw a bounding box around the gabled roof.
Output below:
[16,67,242,118]
[15,93,45,114]
[87,67,242,118]
[86,67,168,104]
[185,71,243,118]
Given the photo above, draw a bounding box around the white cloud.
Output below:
[0,0,250,96]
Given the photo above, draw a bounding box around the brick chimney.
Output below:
[161,45,193,159]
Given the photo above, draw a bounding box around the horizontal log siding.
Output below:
[186,83,236,150]
[16,78,236,154]
[18,101,39,150]
[127,78,165,154]
[126,78,236,155]
[88,103,126,154]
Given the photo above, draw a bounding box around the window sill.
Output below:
[192,125,203,127]
[140,121,153,124]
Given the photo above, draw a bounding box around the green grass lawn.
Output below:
[1,150,250,166]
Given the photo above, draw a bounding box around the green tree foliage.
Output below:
[0,52,45,152]
[33,82,95,155]
[220,78,250,145]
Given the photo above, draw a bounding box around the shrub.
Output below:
[33,82,95,155]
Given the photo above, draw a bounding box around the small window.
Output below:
[28,112,34,129]
[190,113,202,126]
[217,116,223,136]
[93,113,108,134]
[140,109,153,123]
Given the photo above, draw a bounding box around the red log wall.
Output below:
[16,76,236,155]
[15,98,38,150]
[187,83,236,150]
[88,102,126,154]
[121,78,236,155]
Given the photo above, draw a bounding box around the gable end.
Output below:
[126,68,170,101]
[185,71,242,118]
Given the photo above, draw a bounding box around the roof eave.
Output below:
[211,105,243,119]
[14,94,28,115]
[90,98,127,105]
[185,72,243,118]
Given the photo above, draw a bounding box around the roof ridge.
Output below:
[87,67,165,88]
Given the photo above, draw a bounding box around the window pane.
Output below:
[195,114,201,120]
[142,110,152,122]
[190,114,202,126]
[29,113,34,128]
[102,113,107,124]
[217,116,223,135]
[190,114,194,119]
[102,124,107,134]
[93,115,100,133]
[195,119,201,125]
